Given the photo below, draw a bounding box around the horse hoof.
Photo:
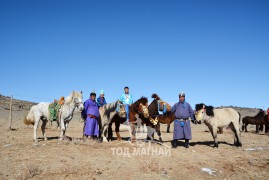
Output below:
[237,142,242,147]
[117,138,122,141]
[213,144,218,148]
[103,137,108,143]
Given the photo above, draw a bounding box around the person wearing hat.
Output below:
[171,92,195,148]
[82,92,100,139]
[97,89,107,108]
[120,86,133,123]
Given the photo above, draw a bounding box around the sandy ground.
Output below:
[0,109,269,180]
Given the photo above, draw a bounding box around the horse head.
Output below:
[71,91,84,111]
[148,94,160,116]
[116,100,126,118]
[134,97,149,118]
[195,103,214,123]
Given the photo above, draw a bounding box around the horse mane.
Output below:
[206,106,214,116]
[103,101,117,111]
[151,93,160,100]
[65,93,73,104]
[133,97,148,111]
[254,109,265,118]
[195,103,204,111]
[134,97,148,106]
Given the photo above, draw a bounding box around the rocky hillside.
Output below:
[0,94,37,111]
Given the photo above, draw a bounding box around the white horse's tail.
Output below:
[24,106,35,125]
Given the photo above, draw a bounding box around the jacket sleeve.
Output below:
[120,94,124,102]
[129,94,133,104]
[171,103,177,112]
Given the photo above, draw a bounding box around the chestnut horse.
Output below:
[108,94,176,142]
[107,97,149,141]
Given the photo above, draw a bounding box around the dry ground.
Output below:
[0,109,269,180]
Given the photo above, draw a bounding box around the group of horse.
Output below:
[24,91,268,148]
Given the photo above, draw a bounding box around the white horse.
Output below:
[99,100,126,142]
[24,91,84,142]
[195,103,242,148]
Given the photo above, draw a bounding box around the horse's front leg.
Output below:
[59,119,66,141]
[130,123,136,142]
[41,120,48,141]
[102,124,109,143]
[156,123,163,143]
[212,126,218,148]
[255,122,259,133]
[209,126,218,148]
[115,121,122,141]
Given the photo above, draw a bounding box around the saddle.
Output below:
[49,97,64,121]
[157,100,171,115]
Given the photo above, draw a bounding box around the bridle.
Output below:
[74,98,83,108]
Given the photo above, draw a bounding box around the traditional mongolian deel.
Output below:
[83,98,100,136]
[172,101,194,140]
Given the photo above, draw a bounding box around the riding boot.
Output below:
[184,139,189,148]
[171,139,177,148]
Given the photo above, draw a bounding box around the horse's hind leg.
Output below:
[245,123,248,132]
[33,116,40,143]
[230,122,242,147]
[41,120,48,141]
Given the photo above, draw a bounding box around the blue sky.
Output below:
[0,0,268,109]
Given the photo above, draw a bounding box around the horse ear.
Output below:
[81,91,83,94]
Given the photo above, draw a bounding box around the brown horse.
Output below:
[242,109,267,133]
[107,97,149,141]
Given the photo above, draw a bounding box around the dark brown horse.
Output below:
[242,109,267,133]
[138,94,176,142]
[107,97,149,141]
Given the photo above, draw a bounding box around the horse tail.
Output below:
[151,93,160,100]
[23,106,35,125]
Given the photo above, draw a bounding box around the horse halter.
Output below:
[138,103,149,116]
[74,98,83,108]
[116,103,125,114]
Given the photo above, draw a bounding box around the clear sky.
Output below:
[0,0,268,109]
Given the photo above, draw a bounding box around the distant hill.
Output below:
[0,94,37,111]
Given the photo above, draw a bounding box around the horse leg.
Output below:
[115,121,122,141]
[130,123,136,142]
[59,119,66,141]
[211,126,218,148]
[33,115,40,143]
[102,124,109,142]
[241,123,245,131]
[156,123,162,143]
[41,120,48,141]
[245,123,248,132]
[107,123,113,141]
[167,123,170,133]
[229,122,242,147]
[255,123,259,133]
[259,124,263,132]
